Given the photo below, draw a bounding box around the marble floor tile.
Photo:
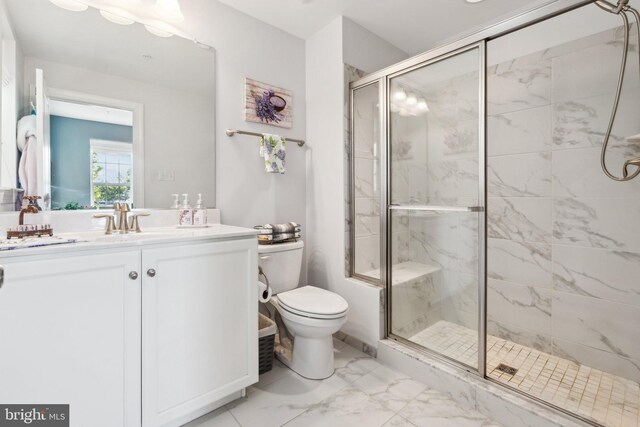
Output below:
[352,365,428,412]
[382,415,418,426]
[333,337,382,383]
[283,386,396,427]
[226,369,348,427]
[185,407,240,427]
[399,389,501,427]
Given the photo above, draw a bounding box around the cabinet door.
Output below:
[142,239,258,427]
[0,251,142,427]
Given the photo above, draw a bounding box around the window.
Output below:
[90,140,133,208]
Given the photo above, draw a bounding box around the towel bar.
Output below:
[226,129,305,147]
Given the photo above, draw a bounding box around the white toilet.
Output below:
[259,240,348,380]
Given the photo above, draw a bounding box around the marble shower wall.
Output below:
[487,25,640,382]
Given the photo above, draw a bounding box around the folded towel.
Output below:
[258,232,301,243]
[255,222,300,234]
[260,134,286,174]
[17,115,38,197]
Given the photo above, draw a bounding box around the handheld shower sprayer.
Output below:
[595,0,640,181]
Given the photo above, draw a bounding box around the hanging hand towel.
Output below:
[260,134,286,174]
[17,115,38,197]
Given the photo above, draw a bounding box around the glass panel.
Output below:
[486,6,640,426]
[352,82,382,280]
[388,47,481,369]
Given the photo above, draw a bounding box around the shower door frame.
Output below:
[349,0,596,378]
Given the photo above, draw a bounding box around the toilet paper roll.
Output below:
[258,280,272,303]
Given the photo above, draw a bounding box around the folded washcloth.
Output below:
[260,134,286,174]
[258,232,301,243]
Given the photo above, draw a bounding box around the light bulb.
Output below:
[100,10,135,25]
[417,99,429,112]
[393,88,407,102]
[49,0,88,12]
[406,93,417,106]
[155,0,184,22]
[145,24,174,38]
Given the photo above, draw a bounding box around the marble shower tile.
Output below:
[488,279,552,335]
[552,338,640,383]
[354,234,381,275]
[487,238,552,289]
[552,291,640,361]
[487,197,552,243]
[552,145,640,198]
[553,245,640,307]
[354,197,380,238]
[439,272,478,330]
[354,157,375,198]
[553,197,640,251]
[398,389,501,427]
[487,53,551,116]
[457,213,479,275]
[352,365,428,412]
[226,369,348,427]
[487,152,551,197]
[284,386,395,427]
[487,105,552,156]
[409,214,459,271]
[426,161,458,206]
[552,38,639,103]
[552,89,640,150]
[487,321,552,353]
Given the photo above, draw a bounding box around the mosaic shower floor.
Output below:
[410,321,640,427]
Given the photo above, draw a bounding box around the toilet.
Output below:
[258,240,348,380]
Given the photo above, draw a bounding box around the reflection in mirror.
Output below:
[0,0,215,210]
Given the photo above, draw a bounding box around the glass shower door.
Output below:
[387,44,485,370]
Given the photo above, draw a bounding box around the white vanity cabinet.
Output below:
[141,239,258,427]
[0,250,143,427]
[0,233,258,427]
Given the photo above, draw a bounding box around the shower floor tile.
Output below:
[410,321,640,427]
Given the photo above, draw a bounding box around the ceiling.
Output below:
[216,0,555,55]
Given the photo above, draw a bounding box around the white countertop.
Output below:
[0,224,258,259]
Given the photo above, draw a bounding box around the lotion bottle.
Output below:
[178,193,193,226]
[192,193,207,226]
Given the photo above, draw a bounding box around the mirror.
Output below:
[0,0,215,210]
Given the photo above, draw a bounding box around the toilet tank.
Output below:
[258,240,304,295]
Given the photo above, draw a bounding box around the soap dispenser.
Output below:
[193,193,207,226]
[178,193,193,226]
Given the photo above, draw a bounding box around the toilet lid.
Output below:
[277,286,349,318]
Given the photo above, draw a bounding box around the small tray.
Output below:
[7,228,54,239]
[176,224,210,229]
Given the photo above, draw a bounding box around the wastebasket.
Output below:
[258,313,277,374]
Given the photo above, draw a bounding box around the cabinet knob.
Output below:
[147,269,156,277]
[129,271,139,280]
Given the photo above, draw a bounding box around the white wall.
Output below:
[173,0,307,238]
[23,57,215,209]
[305,16,408,348]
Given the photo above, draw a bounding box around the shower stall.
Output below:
[349,1,640,426]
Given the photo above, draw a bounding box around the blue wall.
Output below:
[50,116,133,209]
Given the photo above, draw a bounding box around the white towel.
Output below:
[259,134,286,174]
[17,115,38,197]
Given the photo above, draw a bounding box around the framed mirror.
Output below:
[0,0,215,211]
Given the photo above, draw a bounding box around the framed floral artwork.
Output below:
[244,78,292,129]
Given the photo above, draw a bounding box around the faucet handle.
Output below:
[121,203,131,212]
[128,212,150,233]
[94,214,116,235]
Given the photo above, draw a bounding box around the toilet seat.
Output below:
[277,286,348,320]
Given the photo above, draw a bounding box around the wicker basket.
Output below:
[258,313,277,375]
